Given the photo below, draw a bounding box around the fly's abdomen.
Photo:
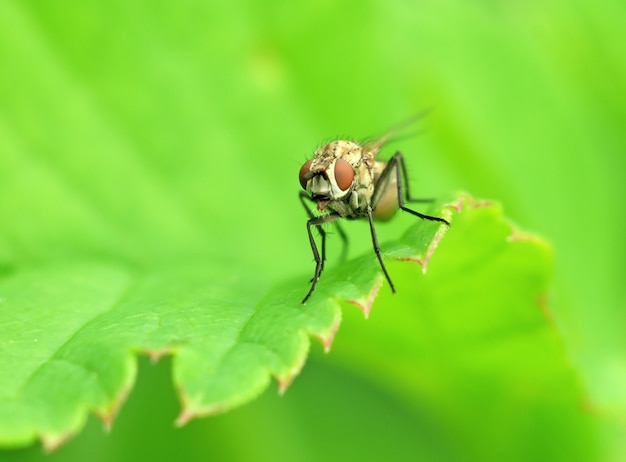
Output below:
[371,161,399,221]
[372,177,398,220]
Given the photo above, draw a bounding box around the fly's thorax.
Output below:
[314,140,364,165]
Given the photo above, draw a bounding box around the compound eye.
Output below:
[334,159,354,191]
[299,160,313,189]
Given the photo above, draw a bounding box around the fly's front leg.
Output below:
[303,213,341,304]
[366,205,395,293]
[300,192,348,273]
[377,152,450,226]
[299,191,328,276]
[302,210,341,304]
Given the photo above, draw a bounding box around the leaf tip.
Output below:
[97,384,133,431]
[277,375,295,395]
[276,343,310,394]
[346,277,382,319]
[41,432,73,453]
[175,397,206,427]
[399,215,450,272]
[175,391,229,427]
[174,391,195,427]
[507,226,535,243]
[447,192,493,211]
[445,194,468,213]
[399,221,448,272]
[314,314,341,353]
[175,408,194,427]
[445,192,495,218]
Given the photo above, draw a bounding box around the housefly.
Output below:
[298,112,449,304]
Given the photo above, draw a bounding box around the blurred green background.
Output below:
[1,0,624,460]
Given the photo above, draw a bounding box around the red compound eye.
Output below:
[299,160,313,189]
[333,159,354,191]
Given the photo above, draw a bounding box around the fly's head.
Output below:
[298,141,363,212]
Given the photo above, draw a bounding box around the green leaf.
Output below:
[1,1,623,459]
[1,193,584,455]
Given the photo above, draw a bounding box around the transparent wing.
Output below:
[362,108,432,157]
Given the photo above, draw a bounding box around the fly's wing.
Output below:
[361,108,432,158]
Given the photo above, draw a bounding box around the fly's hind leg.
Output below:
[365,205,396,293]
[373,152,450,226]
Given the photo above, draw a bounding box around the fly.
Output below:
[298,111,449,304]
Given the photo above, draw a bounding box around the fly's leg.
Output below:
[395,152,435,204]
[299,191,328,277]
[366,205,396,293]
[394,151,448,223]
[300,192,348,265]
[375,152,450,225]
[302,211,341,304]
[365,151,448,294]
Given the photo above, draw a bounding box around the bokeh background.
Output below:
[1,0,624,460]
